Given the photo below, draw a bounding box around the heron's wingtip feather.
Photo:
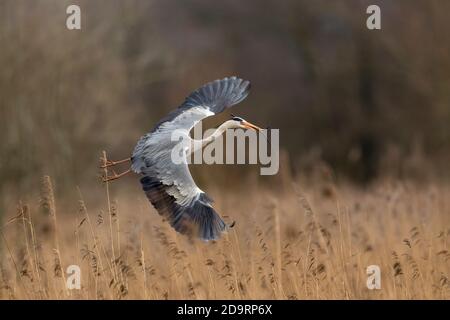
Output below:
[183,76,251,115]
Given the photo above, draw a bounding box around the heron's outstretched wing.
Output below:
[140,175,227,241]
[131,77,250,240]
[152,76,250,133]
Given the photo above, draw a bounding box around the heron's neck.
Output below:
[205,123,229,145]
[190,122,229,153]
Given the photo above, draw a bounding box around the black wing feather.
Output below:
[150,76,250,132]
[140,176,227,241]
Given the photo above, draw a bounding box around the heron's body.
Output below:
[106,77,259,241]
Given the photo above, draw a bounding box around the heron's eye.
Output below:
[232,116,244,122]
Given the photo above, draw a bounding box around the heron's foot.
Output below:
[102,168,132,182]
[99,157,131,168]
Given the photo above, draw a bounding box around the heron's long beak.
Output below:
[241,120,269,142]
[241,120,262,131]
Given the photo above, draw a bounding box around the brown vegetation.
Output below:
[0,168,448,299]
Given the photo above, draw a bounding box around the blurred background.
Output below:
[1,0,449,206]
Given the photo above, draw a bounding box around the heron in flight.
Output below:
[102,77,262,241]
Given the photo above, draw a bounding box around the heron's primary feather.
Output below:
[131,76,250,240]
[150,76,250,133]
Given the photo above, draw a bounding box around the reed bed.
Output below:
[0,172,449,300]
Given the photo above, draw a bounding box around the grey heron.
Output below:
[102,77,262,241]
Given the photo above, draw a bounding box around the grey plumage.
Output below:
[131,77,251,241]
[151,76,250,133]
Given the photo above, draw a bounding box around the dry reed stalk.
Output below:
[293,183,330,255]
[272,199,283,298]
[74,216,84,298]
[101,151,119,291]
[40,176,68,297]
[139,232,149,299]
[19,204,40,298]
[223,233,243,299]
[201,248,217,299]
[0,228,30,299]
[114,201,121,258]
[77,188,114,299]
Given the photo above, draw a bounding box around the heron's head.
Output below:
[229,114,262,131]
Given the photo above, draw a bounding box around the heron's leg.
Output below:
[102,168,132,182]
[100,157,131,168]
